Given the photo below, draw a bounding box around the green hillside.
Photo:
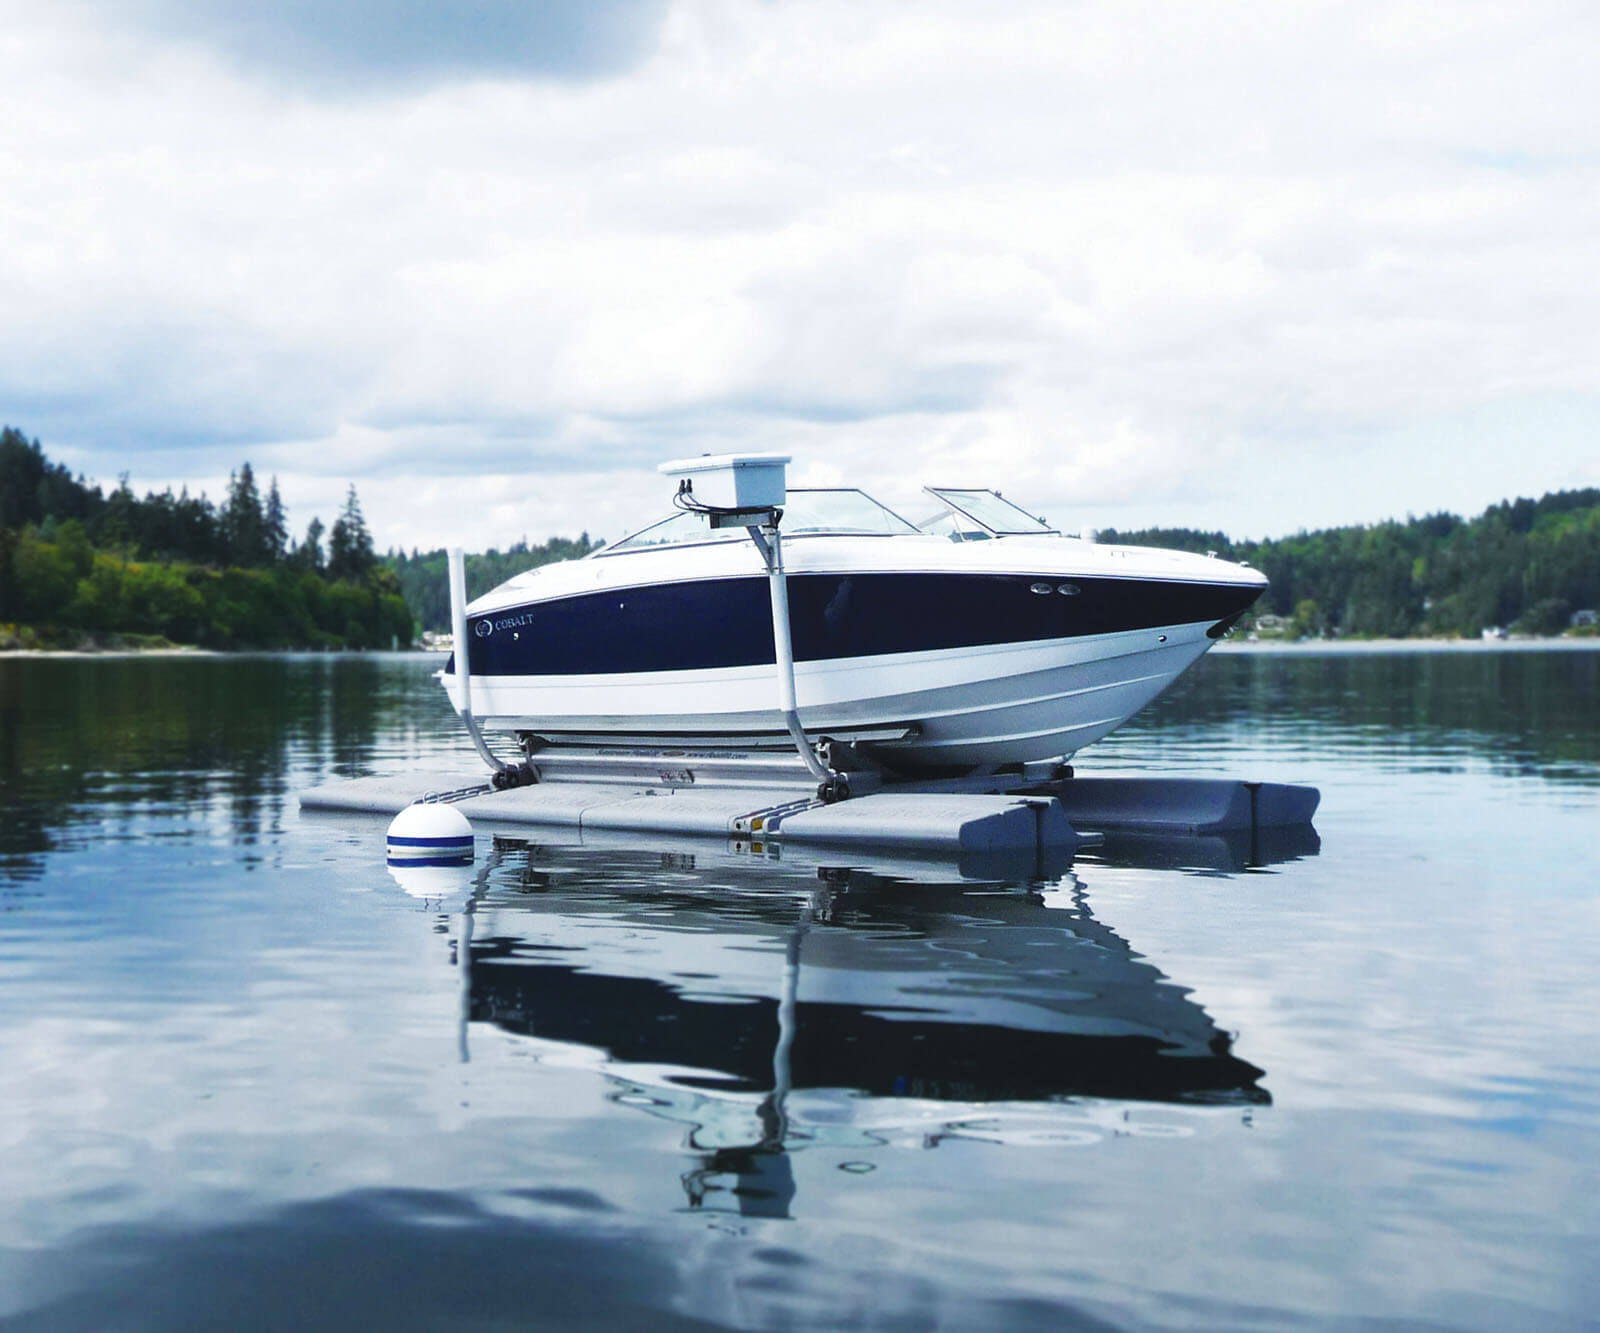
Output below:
[1099,490,1600,639]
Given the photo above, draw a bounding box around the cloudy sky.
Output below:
[4,0,1597,552]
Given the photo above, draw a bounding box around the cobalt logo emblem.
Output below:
[474,619,493,638]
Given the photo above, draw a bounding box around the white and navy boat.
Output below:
[442,455,1265,776]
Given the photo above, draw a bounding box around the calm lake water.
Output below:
[2,645,1597,1331]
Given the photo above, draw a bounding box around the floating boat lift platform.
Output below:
[299,746,1320,866]
[300,536,1317,868]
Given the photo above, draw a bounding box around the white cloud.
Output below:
[4,0,1599,549]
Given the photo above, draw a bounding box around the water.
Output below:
[1,646,1596,1331]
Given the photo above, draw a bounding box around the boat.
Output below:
[441,454,1266,778]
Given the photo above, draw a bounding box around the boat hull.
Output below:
[443,563,1260,770]
[447,621,1219,769]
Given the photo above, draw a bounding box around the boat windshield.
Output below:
[783,489,920,536]
[601,488,921,555]
[917,487,1058,539]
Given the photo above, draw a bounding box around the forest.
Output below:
[0,426,412,650]
[1099,488,1600,639]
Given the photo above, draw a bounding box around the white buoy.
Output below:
[387,803,474,866]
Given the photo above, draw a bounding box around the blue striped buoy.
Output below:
[387,803,474,867]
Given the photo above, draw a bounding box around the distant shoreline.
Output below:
[0,646,222,659]
[1216,637,1600,653]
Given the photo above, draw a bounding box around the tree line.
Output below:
[1,425,412,649]
[1099,487,1600,639]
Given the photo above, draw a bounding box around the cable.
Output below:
[671,478,783,526]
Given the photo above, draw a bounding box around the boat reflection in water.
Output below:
[415,832,1308,1220]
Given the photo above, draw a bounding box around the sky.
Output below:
[3,0,1598,553]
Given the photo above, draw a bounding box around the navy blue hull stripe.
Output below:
[464,571,1261,678]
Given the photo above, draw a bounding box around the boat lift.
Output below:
[301,454,1319,866]
[446,452,851,798]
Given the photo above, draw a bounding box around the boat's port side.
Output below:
[442,619,1221,771]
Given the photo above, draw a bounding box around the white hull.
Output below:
[443,618,1214,770]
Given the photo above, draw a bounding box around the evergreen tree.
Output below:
[94,474,138,553]
[327,485,375,581]
[0,425,101,532]
[176,486,222,565]
[298,516,326,573]
[223,463,269,567]
[0,427,46,529]
[264,477,288,564]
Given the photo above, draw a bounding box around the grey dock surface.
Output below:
[299,764,1318,861]
[299,773,1078,856]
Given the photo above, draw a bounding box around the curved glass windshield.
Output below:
[781,489,919,536]
[919,488,1058,537]
[601,489,919,555]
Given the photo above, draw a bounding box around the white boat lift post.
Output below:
[448,547,515,779]
[743,518,840,795]
[444,457,846,798]
[661,453,848,800]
